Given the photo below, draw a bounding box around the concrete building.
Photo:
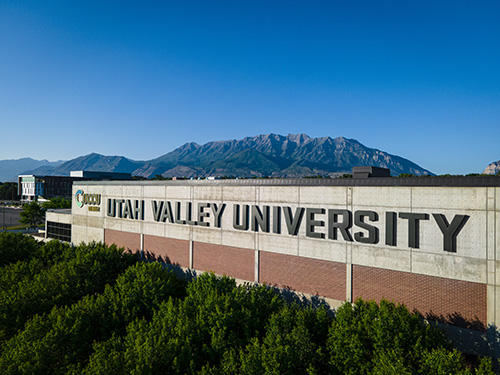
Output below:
[46,176,500,357]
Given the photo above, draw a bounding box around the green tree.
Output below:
[0,232,41,267]
[327,299,450,374]
[234,305,330,375]
[0,182,18,201]
[42,197,71,209]
[0,235,496,375]
[81,273,283,375]
[419,348,471,375]
[0,262,185,374]
[19,201,45,229]
[475,356,497,375]
[151,174,168,180]
[0,242,138,343]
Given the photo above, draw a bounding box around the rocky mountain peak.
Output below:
[483,161,500,175]
[286,133,311,144]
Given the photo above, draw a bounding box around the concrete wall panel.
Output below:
[86,226,104,244]
[72,215,87,227]
[123,185,143,198]
[193,186,223,201]
[87,216,104,229]
[299,237,346,263]
[142,221,165,237]
[352,244,411,273]
[221,229,255,250]
[259,186,299,204]
[419,209,485,258]
[299,186,347,205]
[47,211,72,224]
[143,200,156,223]
[103,185,123,197]
[352,186,411,209]
[164,223,191,241]
[412,187,485,211]
[258,233,299,256]
[72,225,86,245]
[165,185,192,200]
[105,217,123,231]
[497,211,500,260]
[143,185,166,199]
[121,219,141,234]
[223,186,257,202]
[411,252,487,283]
[192,226,222,244]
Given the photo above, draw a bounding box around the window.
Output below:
[46,221,71,242]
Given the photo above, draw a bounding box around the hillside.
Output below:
[2,134,434,179]
[147,133,433,178]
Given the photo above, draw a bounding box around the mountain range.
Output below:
[1,134,434,181]
[0,158,64,182]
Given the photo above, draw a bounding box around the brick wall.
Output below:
[193,242,255,281]
[352,265,487,331]
[104,229,140,253]
[260,252,346,300]
[143,235,190,267]
[103,229,487,332]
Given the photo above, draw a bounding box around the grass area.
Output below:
[1,224,44,231]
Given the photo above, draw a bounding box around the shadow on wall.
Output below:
[423,311,492,357]
[139,247,498,357]
[141,249,333,313]
[142,250,197,283]
[140,248,498,351]
[425,310,486,332]
[263,282,334,313]
[143,249,173,265]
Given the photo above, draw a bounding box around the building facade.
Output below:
[18,171,132,202]
[46,177,500,357]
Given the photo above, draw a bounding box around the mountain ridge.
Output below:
[0,158,64,182]
[1,134,434,180]
[147,133,433,178]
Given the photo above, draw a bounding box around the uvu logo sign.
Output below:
[75,189,102,212]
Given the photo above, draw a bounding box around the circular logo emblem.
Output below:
[75,189,83,208]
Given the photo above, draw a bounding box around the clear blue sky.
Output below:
[1,1,499,175]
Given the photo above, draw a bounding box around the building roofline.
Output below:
[75,176,500,188]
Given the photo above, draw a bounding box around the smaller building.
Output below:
[18,171,132,203]
[70,171,132,179]
[352,166,391,178]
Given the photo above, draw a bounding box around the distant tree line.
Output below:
[0,182,18,201]
[0,232,497,374]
